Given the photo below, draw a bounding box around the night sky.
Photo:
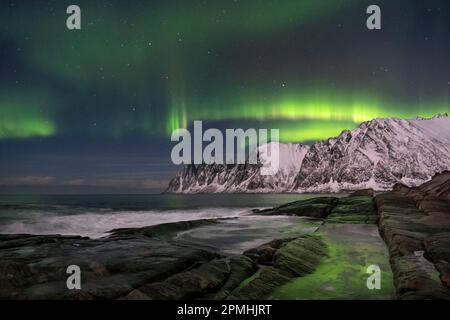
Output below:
[0,0,449,193]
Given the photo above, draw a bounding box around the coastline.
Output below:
[1,172,449,300]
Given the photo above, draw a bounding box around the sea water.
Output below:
[0,193,330,238]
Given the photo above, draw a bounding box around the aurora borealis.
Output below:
[1,0,450,192]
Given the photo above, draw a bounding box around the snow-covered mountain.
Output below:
[166,142,310,193]
[166,114,450,193]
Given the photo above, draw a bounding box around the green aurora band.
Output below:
[166,90,449,142]
[1,0,350,81]
[0,92,55,139]
[1,88,448,141]
[1,1,449,142]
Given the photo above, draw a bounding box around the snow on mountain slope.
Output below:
[292,114,450,192]
[166,143,310,193]
[166,115,450,193]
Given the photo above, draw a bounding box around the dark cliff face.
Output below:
[167,116,450,194]
[166,143,310,193]
[166,163,262,193]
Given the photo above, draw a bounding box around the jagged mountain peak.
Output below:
[167,116,450,193]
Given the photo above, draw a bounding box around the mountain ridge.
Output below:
[166,115,450,193]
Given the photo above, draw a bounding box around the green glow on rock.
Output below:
[273,224,395,300]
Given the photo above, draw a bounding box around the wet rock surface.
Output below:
[376,171,450,299]
[273,223,395,300]
[0,231,220,299]
[0,195,384,300]
[2,172,449,300]
[227,235,327,300]
[327,196,378,224]
[255,197,338,218]
[0,232,326,300]
[256,195,377,224]
[0,218,326,300]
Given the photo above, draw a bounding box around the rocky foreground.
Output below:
[0,172,449,300]
[376,171,450,299]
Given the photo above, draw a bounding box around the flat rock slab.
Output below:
[256,197,339,218]
[174,216,322,255]
[255,196,377,224]
[327,196,378,224]
[273,224,395,300]
[229,235,328,300]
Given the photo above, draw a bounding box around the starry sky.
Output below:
[0,0,449,193]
